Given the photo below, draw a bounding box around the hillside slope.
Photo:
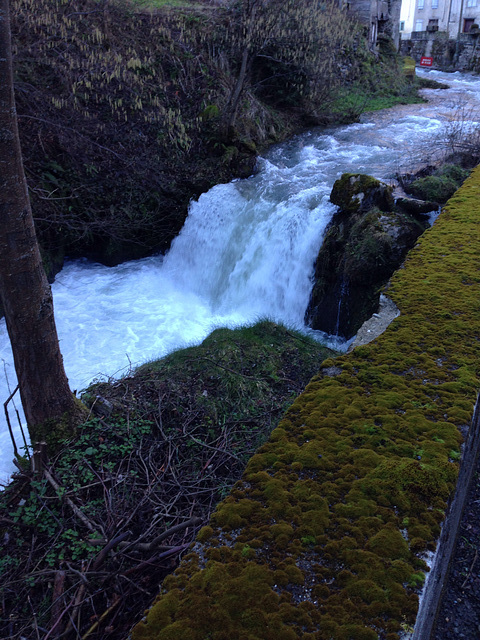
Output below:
[12,0,425,273]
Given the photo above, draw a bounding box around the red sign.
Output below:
[420,56,433,66]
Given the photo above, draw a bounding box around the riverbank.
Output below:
[0,322,336,639]
[12,0,428,277]
[3,67,462,483]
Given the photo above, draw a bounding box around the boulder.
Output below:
[400,164,469,205]
[395,196,439,216]
[305,174,428,339]
[330,173,394,214]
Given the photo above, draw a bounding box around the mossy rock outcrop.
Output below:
[329,173,394,214]
[404,164,470,204]
[305,173,428,339]
[132,166,480,640]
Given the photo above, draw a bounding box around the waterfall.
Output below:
[162,159,336,325]
[2,69,480,484]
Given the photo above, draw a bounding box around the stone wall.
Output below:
[349,0,402,49]
[400,31,480,71]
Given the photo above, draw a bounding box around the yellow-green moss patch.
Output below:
[132,168,480,639]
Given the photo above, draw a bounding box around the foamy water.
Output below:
[1,69,479,484]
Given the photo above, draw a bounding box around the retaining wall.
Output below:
[131,167,480,640]
[400,32,480,71]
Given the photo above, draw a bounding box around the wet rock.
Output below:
[395,195,439,216]
[400,163,470,205]
[330,173,394,214]
[348,294,400,351]
[305,173,428,339]
[321,365,343,377]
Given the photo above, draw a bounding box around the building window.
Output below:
[464,17,476,31]
[400,20,405,30]
[467,0,477,7]
[415,19,424,30]
[418,0,424,9]
[431,0,439,7]
[427,18,439,30]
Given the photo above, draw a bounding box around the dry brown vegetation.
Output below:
[11,0,411,273]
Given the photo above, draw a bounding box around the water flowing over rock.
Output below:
[305,173,429,339]
[2,68,480,484]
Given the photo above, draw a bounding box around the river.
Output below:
[1,69,479,484]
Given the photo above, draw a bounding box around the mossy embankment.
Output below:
[11,0,427,276]
[132,169,480,638]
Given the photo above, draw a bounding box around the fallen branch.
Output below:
[92,531,131,571]
[80,595,120,640]
[44,468,97,534]
[122,544,191,576]
[4,384,20,460]
[44,600,74,640]
[49,570,67,638]
[189,435,243,463]
[118,516,202,552]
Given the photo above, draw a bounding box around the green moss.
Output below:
[196,526,214,543]
[213,498,259,529]
[366,526,409,560]
[407,572,426,589]
[346,579,386,604]
[330,173,393,214]
[338,624,378,640]
[133,167,480,640]
[407,164,469,204]
[31,398,88,453]
[270,523,294,540]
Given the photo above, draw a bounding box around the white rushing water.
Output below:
[1,70,480,484]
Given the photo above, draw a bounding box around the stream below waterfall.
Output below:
[1,69,480,484]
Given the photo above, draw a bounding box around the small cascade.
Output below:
[334,278,349,337]
[2,69,480,483]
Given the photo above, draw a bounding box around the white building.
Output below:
[400,0,416,37]
[400,0,480,38]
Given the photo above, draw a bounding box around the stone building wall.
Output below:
[400,31,480,70]
[348,0,402,49]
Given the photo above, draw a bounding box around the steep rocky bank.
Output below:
[305,159,470,340]
[11,0,428,279]
[305,173,430,339]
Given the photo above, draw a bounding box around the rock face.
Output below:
[329,173,394,214]
[305,173,428,339]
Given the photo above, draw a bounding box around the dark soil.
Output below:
[432,464,480,639]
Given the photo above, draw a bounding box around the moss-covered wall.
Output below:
[131,167,480,640]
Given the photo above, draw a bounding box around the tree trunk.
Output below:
[0,0,75,439]
[225,47,250,133]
